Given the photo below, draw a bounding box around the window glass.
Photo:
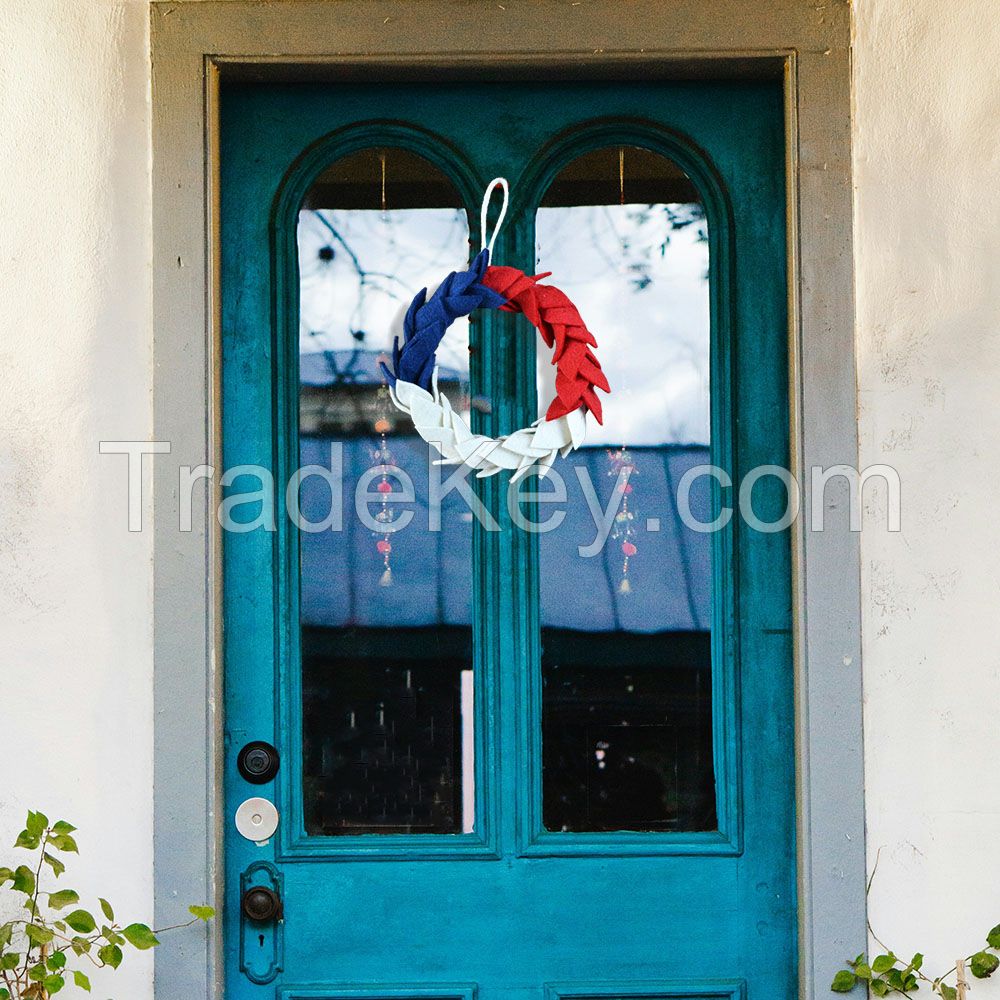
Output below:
[534,146,716,832]
[297,148,476,835]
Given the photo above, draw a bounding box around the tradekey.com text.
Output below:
[100,441,901,556]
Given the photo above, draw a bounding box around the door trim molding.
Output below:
[150,4,862,999]
[546,982,745,1000]
[279,986,478,1000]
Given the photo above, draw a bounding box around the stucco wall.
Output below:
[0,2,154,998]
[855,2,1000,991]
[1,0,999,997]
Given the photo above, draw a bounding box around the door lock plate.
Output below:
[238,860,283,985]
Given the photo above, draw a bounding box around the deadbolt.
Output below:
[241,885,282,923]
[237,741,280,784]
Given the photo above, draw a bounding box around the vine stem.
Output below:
[151,917,202,935]
[866,849,954,993]
[19,828,50,986]
[865,851,991,997]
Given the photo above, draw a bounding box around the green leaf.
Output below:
[64,909,96,934]
[47,889,80,910]
[46,951,67,970]
[0,922,12,948]
[122,923,159,950]
[939,985,957,1000]
[830,970,856,992]
[1,953,20,970]
[99,898,114,922]
[970,950,1000,978]
[26,812,48,838]
[42,853,65,878]
[871,953,897,974]
[101,926,123,946]
[25,924,54,946]
[13,864,35,894]
[43,973,65,994]
[73,969,91,992]
[853,962,871,980]
[51,821,76,835]
[987,924,1000,949]
[870,981,889,997]
[70,936,91,956]
[910,952,924,971]
[188,905,215,921]
[97,943,122,969]
[0,987,9,999]
[48,833,78,854]
[14,829,40,850]
[28,962,47,981]
[0,867,13,884]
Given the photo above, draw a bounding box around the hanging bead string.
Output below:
[616,148,630,262]
[610,152,635,594]
[608,447,638,594]
[378,150,389,222]
[373,386,395,587]
[374,155,393,585]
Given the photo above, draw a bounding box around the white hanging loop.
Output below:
[480,177,509,257]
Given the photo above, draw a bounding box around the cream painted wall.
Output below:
[1,0,1000,997]
[855,1,1000,992]
[0,2,154,998]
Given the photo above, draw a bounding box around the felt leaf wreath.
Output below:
[380,179,611,481]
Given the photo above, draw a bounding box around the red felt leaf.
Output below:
[482,264,610,424]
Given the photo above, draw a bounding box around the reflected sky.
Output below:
[298,207,472,377]
[536,203,709,446]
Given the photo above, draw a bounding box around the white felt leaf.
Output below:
[566,407,588,448]
[387,377,591,480]
[529,417,572,450]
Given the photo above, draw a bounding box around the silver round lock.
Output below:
[235,797,279,844]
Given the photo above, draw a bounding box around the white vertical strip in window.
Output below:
[460,668,475,833]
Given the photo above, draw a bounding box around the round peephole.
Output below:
[237,741,280,784]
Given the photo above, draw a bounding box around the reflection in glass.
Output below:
[535,146,717,833]
[297,149,476,835]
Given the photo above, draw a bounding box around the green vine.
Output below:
[832,854,1000,997]
[0,810,213,998]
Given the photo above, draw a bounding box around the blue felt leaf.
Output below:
[382,249,507,390]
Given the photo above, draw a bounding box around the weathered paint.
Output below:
[220,77,795,997]
[854,4,1000,992]
[0,3,154,1000]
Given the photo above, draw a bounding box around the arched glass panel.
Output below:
[534,146,716,833]
[297,148,475,836]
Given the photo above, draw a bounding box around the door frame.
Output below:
[149,3,863,999]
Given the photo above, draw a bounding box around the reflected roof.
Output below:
[299,435,712,635]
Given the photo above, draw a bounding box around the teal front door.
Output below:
[221,78,794,1000]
